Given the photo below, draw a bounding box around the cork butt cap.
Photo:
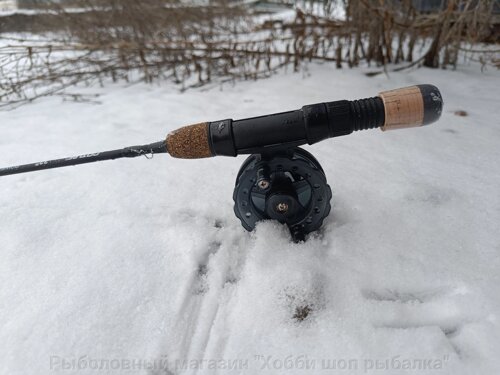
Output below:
[166,122,213,159]
[379,84,443,131]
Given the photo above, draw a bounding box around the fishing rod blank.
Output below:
[0,141,167,177]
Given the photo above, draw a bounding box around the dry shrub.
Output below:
[0,0,498,108]
[287,0,499,69]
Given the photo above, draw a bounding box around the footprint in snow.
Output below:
[193,241,221,295]
[362,285,484,357]
[281,283,326,323]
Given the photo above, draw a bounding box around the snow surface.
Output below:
[0,61,499,375]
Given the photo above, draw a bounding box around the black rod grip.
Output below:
[208,97,386,156]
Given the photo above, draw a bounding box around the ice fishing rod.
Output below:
[0,84,443,240]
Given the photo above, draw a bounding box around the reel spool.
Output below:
[233,147,332,241]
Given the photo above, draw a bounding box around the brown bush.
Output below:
[0,0,497,108]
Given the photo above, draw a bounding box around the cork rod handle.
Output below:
[166,122,212,159]
[379,84,443,131]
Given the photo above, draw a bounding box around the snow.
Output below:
[0,60,499,375]
[0,0,15,12]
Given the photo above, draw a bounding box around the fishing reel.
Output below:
[233,147,332,241]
